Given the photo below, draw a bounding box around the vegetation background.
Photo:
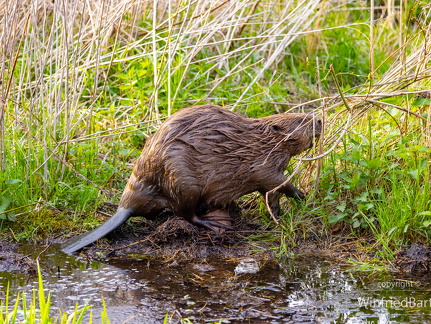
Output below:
[0,0,430,262]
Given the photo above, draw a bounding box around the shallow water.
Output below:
[1,244,431,323]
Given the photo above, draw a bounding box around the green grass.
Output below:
[280,104,431,259]
[0,0,430,261]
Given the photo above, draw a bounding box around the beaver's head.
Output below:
[264,113,322,156]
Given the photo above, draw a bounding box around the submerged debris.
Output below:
[234,258,260,275]
[394,243,431,273]
[0,241,37,275]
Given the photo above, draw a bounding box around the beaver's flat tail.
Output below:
[61,208,132,254]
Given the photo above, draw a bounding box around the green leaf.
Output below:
[383,96,404,106]
[371,188,383,195]
[358,202,374,211]
[0,196,11,214]
[336,202,346,212]
[7,212,16,222]
[408,169,420,181]
[418,146,431,153]
[136,69,147,77]
[119,83,134,90]
[388,227,398,236]
[116,73,129,80]
[354,192,369,202]
[328,213,346,223]
[366,158,381,170]
[5,179,22,185]
[412,97,431,107]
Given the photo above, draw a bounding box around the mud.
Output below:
[78,209,276,262]
[0,241,37,275]
[395,243,431,273]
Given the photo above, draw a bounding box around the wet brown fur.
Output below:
[119,104,321,229]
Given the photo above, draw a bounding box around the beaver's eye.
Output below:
[270,125,281,133]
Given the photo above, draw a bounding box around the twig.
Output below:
[330,64,353,112]
[0,201,42,217]
[297,66,356,161]
[366,99,427,121]
[36,243,51,261]
[97,210,113,217]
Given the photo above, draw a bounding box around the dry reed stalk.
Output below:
[0,0,338,165]
[298,4,431,158]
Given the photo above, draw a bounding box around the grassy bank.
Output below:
[0,0,430,260]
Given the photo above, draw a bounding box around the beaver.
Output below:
[62,104,321,254]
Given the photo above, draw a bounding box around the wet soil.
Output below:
[0,241,37,275]
[395,243,431,273]
[2,212,431,275]
[79,213,277,262]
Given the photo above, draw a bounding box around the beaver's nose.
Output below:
[314,118,322,135]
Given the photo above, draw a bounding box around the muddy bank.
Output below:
[71,213,277,262]
[65,214,431,275]
[2,212,431,275]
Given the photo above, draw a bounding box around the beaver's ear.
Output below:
[270,124,281,134]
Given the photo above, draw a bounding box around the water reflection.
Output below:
[1,245,431,323]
